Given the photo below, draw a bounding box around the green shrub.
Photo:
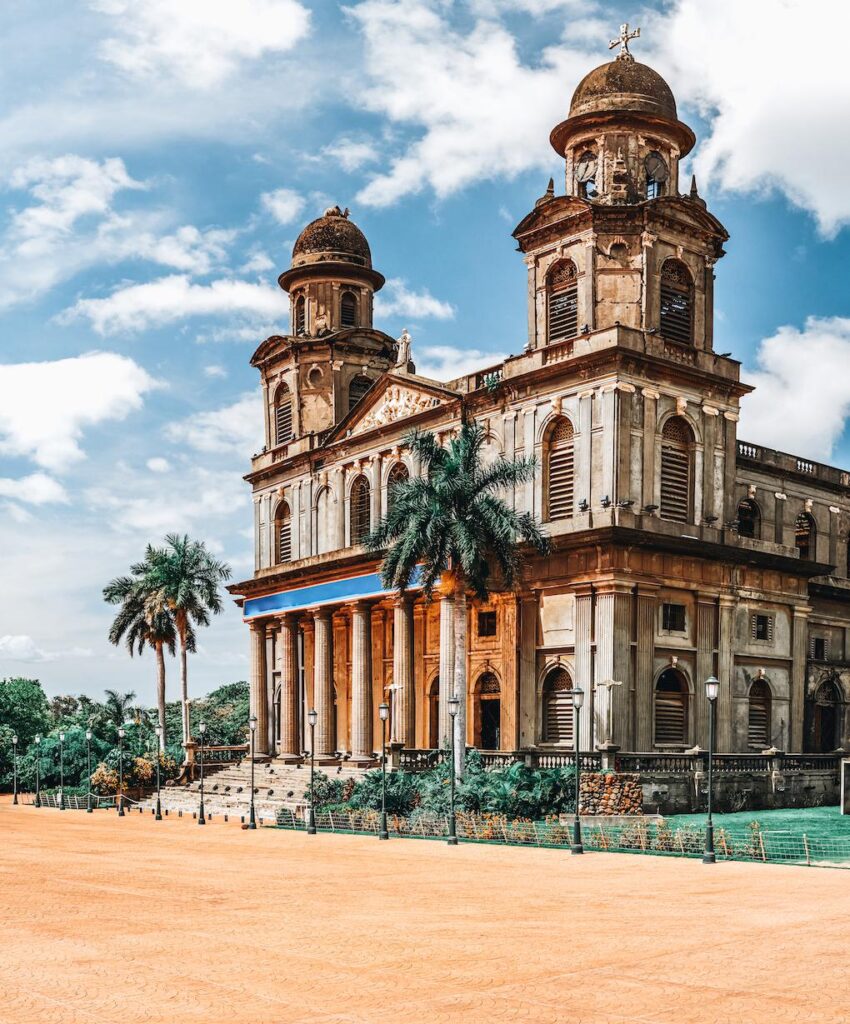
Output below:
[348,768,420,814]
[310,772,345,808]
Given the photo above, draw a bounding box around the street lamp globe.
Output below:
[12,734,17,746]
[59,731,66,742]
[307,708,318,729]
[199,721,207,735]
[154,724,162,739]
[571,686,585,710]
[248,715,257,733]
[705,676,720,702]
[378,702,389,722]
[447,697,460,719]
[85,729,92,742]
[117,728,125,739]
[35,734,41,745]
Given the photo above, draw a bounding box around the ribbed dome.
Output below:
[291,206,372,269]
[569,56,677,120]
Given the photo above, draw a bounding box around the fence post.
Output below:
[759,831,767,862]
[803,833,811,867]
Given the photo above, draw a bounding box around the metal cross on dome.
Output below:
[609,22,640,58]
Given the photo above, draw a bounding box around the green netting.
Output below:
[665,805,850,841]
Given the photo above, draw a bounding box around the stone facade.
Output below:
[229,46,850,763]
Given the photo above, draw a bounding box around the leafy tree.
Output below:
[17,726,110,792]
[143,534,232,747]
[367,421,549,776]
[104,570,178,751]
[0,677,50,745]
[49,694,81,724]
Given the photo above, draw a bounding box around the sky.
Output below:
[1,0,850,705]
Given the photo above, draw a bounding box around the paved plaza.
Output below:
[0,798,846,1024]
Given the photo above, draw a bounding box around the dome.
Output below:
[291,206,372,269]
[569,56,677,120]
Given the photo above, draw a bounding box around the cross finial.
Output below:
[609,22,640,60]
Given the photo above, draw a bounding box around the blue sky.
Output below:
[1,0,849,704]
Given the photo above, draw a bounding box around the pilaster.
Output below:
[438,594,455,749]
[350,602,374,762]
[791,605,811,752]
[313,609,336,760]
[249,619,269,756]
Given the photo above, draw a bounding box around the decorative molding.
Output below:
[352,384,443,436]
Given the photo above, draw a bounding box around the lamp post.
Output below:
[248,715,257,830]
[198,721,207,825]
[58,731,66,811]
[117,727,125,816]
[11,735,18,805]
[703,675,719,865]
[307,709,317,835]
[154,724,163,821]
[571,687,585,855]
[34,734,41,808]
[447,697,459,846]
[378,702,390,841]
[85,729,93,813]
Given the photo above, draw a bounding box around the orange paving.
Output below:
[0,797,846,1024]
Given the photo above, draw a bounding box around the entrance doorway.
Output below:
[474,671,501,749]
[812,680,841,752]
[428,676,440,749]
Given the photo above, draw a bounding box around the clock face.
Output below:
[576,154,597,183]
[645,152,668,182]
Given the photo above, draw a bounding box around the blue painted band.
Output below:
[243,567,423,619]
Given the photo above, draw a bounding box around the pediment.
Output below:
[329,372,457,442]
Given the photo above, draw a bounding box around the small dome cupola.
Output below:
[550,25,695,205]
[278,205,385,336]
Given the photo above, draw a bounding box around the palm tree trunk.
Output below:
[178,617,190,747]
[453,580,468,780]
[155,641,166,752]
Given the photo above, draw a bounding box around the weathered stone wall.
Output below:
[640,768,839,815]
[580,772,642,815]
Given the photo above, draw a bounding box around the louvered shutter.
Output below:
[747,682,770,748]
[660,260,693,345]
[548,418,575,520]
[275,398,292,445]
[543,669,573,744]
[350,476,371,544]
[660,417,692,523]
[340,292,357,327]
[547,261,578,343]
[655,690,687,744]
[348,376,372,413]
[278,508,291,563]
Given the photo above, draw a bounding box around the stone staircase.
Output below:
[137,761,369,822]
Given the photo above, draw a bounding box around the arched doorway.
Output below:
[428,676,440,749]
[812,680,841,753]
[475,672,501,750]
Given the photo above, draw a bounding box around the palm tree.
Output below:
[101,688,138,731]
[367,420,549,777]
[144,534,232,747]
[103,574,177,751]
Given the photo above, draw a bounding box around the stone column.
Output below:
[722,412,739,525]
[593,583,633,749]
[438,594,455,749]
[774,491,786,545]
[518,593,538,748]
[829,505,840,568]
[634,586,657,750]
[350,602,374,762]
[717,595,736,752]
[695,596,718,747]
[393,596,415,746]
[249,620,269,756]
[791,605,811,753]
[574,586,594,747]
[701,407,719,520]
[278,616,300,760]
[266,622,279,755]
[641,389,659,509]
[313,609,335,759]
[576,390,594,508]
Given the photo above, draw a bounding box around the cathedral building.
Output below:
[229,37,850,766]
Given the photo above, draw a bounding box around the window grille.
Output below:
[547,260,578,343]
[350,476,371,544]
[810,636,829,661]
[655,670,688,746]
[547,417,575,520]
[477,672,501,695]
[348,375,373,413]
[747,680,771,748]
[659,259,693,345]
[751,614,773,643]
[276,504,291,563]
[542,668,573,744]
[660,417,693,523]
[477,611,497,637]
[275,385,292,444]
[662,603,686,632]
[340,291,357,328]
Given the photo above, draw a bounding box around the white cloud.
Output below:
[0,473,69,505]
[93,0,312,90]
[240,248,275,274]
[374,278,455,320]
[64,274,288,334]
[0,352,160,472]
[203,364,229,379]
[164,393,263,455]
[261,187,306,225]
[415,344,506,381]
[651,0,850,236]
[146,457,171,473]
[196,322,279,345]
[349,1,596,206]
[740,317,850,462]
[0,634,92,663]
[323,137,380,172]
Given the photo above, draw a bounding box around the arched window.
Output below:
[546,417,575,521]
[275,502,292,563]
[315,487,332,555]
[547,260,578,344]
[654,668,689,746]
[387,461,409,511]
[660,417,694,523]
[293,294,306,336]
[737,498,760,539]
[350,475,371,544]
[575,150,597,199]
[340,291,357,328]
[811,679,841,753]
[274,383,293,445]
[659,259,693,345]
[747,679,771,748]
[348,374,373,413]
[795,511,816,560]
[542,667,573,745]
[428,675,440,749]
[645,151,668,199]
[474,672,501,750]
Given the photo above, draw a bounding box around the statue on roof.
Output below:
[395,328,416,375]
